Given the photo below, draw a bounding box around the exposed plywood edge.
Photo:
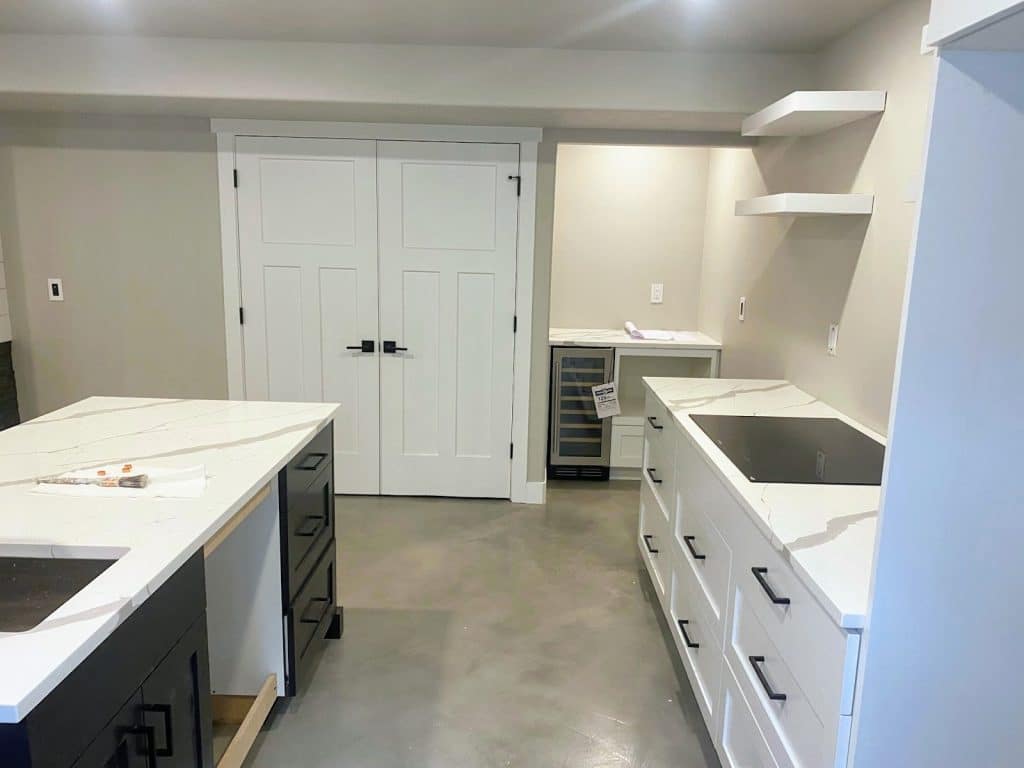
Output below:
[214,673,277,768]
[741,91,886,137]
[734,193,875,217]
[204,483,270,559]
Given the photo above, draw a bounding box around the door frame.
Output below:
[212,119,542,503]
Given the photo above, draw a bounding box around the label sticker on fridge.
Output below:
[592,382,621,419]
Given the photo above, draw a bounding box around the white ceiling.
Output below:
[0,0,899,53]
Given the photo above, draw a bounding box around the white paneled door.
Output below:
[237,137,520,499]
[237,137,381,493]
[377,141,520,497]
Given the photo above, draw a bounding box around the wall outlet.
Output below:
[738,296,746,322]
[650,283,664,304]
[47,278,64,302]
[827,323,840,356]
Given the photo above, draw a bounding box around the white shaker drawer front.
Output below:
[735,521,859,719]
[644,390,672,436]
[720,660,780,768]
[643,429,675,519]
[729,584,835,768]
[670,550,724,728]
[639,477,670,606]
[675,481,732,624]
[610,422,645,468]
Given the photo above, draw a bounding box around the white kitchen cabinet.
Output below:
[637,383,865,768]
[928,0,1024,49]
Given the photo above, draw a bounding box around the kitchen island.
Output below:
[638,377,882,768]
[0,396,340,767]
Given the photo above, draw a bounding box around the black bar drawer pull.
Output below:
[295,515,324,538]
[647,416,664,430]
[346,340,375,353]
[683,535,706,561]
[141,704,174,757]
[642,534,659,554]
[296,452,328,471]
[301,597,332,625]
[748,656,787,701]
[751,567,791,605]
[646,467,662,484]
[677,619,699,649]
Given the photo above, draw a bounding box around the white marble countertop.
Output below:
[644,377,883,630]
[549,328,722,351]
[0,396,339,723]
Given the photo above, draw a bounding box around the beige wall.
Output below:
[697,0,933,435]
[0,115,228,418]
[549,144,710,330]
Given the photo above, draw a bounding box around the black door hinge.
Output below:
[513,315,518,333]
[508,175,521,196]
[233,169,239,188]
[510,442,514,459]
[239,307,245,325]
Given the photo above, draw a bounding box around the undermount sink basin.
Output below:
[0,554,120,633]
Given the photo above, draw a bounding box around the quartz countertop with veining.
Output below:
[0,396,339,723]
[644,377,883,630]
[550,328,722,350]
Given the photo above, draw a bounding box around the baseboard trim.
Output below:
[610,467,641,481]
[519,480,546,505]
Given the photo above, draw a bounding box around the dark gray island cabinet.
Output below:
[0,421,339,768]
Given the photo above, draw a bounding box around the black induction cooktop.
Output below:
[689,415,885,485]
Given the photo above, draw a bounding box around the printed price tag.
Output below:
[592,382,621,419]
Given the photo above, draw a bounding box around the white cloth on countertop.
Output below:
[624,321,676,341]
[31,464,208,499]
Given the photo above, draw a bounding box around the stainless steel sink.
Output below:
[0,556,118,632]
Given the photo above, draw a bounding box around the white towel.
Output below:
[624,321,676,341]
[32,464,208,499]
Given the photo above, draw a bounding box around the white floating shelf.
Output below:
[742,91,887,137]
[735,193,875,217]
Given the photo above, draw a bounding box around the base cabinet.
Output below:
[637,390,861,768]
[0,552,212,768]
[74,618,212,768]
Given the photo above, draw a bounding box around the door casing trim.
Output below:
[214,120,542,503]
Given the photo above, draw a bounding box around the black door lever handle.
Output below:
[346,340,375,353]
[382,341,408,354]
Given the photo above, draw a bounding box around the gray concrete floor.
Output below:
[247,480,720,768]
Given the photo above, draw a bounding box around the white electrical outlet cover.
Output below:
[827,323,840,356]
[650,283,664,304]
[47,278,64,302]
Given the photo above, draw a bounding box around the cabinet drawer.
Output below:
[644,390,672,435]
[284,424,333,494]
[674,476,732,624]
[610,422,645,469]
[638,478,669,606]
[643,429,675,520]
[720,660,780,768]
[669,552,723,727]
[285,543,336,696]
[729,582,831,768]
[282,460,335,602]
[735,518,858,719]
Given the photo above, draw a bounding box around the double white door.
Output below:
[237,137,520,498]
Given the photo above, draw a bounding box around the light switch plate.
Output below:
[47,278,64,302]
[827,323,840,356]
[650,283,664,304]
[739,296,746,322]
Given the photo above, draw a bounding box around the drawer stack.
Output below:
[637,389,862,768]
[278,424,337,696]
